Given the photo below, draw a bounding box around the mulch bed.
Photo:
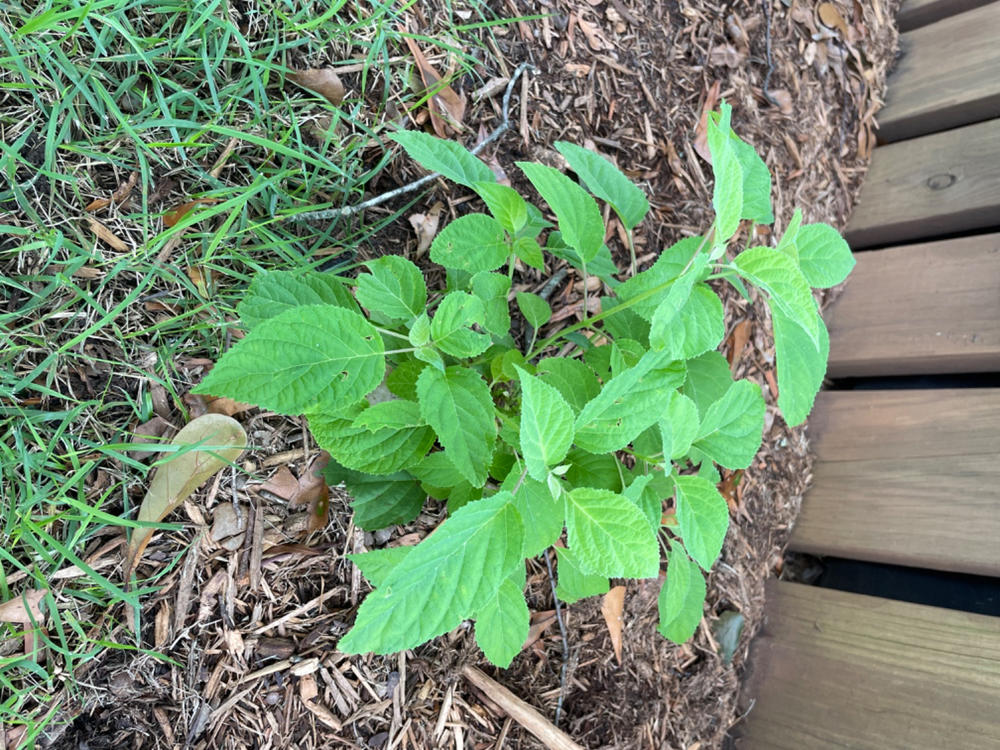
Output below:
[38,0,899,748]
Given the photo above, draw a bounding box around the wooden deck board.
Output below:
[897,0,997,31]
[790,390,1000,575]
[733,581,1000,750]
[845,119,1000,248]
[826,233,1000,377]
[880,2,1000,141]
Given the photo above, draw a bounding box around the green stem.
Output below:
[375,326,411,341]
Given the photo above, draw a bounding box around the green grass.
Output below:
[0,0,510,739]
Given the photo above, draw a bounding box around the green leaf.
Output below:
[339,492,524,655]
[501,470,564,558]
[564,488,660,578]
[471,272,512,338]
[659,390,700,460]
[601,296,650,345]
[657,540,706,644]
[574,350,686,454]
[237,270,357,328]
[773,304,828,427]
[325,465,426,530]
[681,351,733,419]
[515,292,552,329]
[545,239,620,286]
[415,345,446,371]
[390,130,494,187]
[516,203,552,240]
[623,473,661,531]
[353,399,425,430]
[564,448,622,492]
[410,451,466,490]
[650,284,724,360]
[309,409,435,474]
[616,236,703,320]
[408,312,431,347]
[707,102,743,243]
[430,214,509,274]
[776,208,803,258]
[431,291,491,358]
[536,357,601,413]
[518,161,604,263]
[516,367,575,481]
[730,135,774,224]
[348,547,412,588]
[194,305,384,416]
[556,545,609,604]
[712,609,745,664]
[474,567,529,667]
[356,255,427,323]
[416,366,496,487]
[793,223,855,288]
[673,475,729,570]
[693,380,765,470]
[554,141,650,231]
[733,247,819,343]
[387,359,427,401]
[474,181,528,233]
[512,236,545,269]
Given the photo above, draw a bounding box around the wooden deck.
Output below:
[738,1,1000,746]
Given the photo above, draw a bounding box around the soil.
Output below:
[31,0,900,748]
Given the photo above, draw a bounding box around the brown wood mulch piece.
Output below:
[43,1,900,748]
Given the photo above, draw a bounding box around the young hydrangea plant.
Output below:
[193,101,853,667]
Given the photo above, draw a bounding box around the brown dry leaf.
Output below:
[163,199,218,228]
[129,416,174,462]
[767,88,794,115]
[403,35,466,137]
[523,609,557,652]
[0,589,46,658]
[184,392,253,419]
[817,2,851,39]
[693,81,722,163]
[577,17,610,50]
[601,586,626,664]
[709,44,745,68]
[257,465,299,501]
[125,414,247,578]
[85,172,138,213]
[187,265,210,298]
[299,453,331,533]
[287,68,346,106]
[727,319,753,374]
[86,218,130,252]
[408,200,444,255]
[718,470,743,513]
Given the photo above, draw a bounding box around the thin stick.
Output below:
[289,62,536,223]
[545,548,571,728]
[461,666,584,750]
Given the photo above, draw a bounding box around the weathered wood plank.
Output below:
[897,0,996,31]
[826,233,1000,377]
[733,581,1000,750]
[880,3,1000,141]
[845,119,1000,248]
[791,390,1000,575]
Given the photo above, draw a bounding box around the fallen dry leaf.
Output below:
[86,218,130,252]
[129,416,174,462]
[817,2,851,39]
[85,172,138,213]
[163,199,218,228]
[601,586,626,664]
[287,68,346,106]
[766,88,794,115]
[125,414,247,578]
[709,44,745,68]
[184,392,254,419]
[257,465,300,501]
[0,589,46,658]
[187,265,210,298]
[727,319,753,374]
[693,81,722,163]
[403,35,466,137]
[408,200,444,255]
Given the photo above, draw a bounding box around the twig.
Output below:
[461,666,584,750]
[544,548,571,728]
[288,62,536,223]
[761,0,779,107]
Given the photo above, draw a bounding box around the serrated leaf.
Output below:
[574,350,686,454]
[356,255,427,323]
[659,390,700,460]
[693,380,765,469]
[537,357,601,413]
[408,312,431,347]
[391,130,494,187]
[339,492,524,655]
[776,208,803,258]
[474,181,528,233]
[431,291,491,358]
[237,270,357,329]
[734,247,819,343]
[554,141,650,231]
[416,366,496,487]
[773,303,828,427]
[616,236,703,320]
[410,450,466,489]
[193,305,384,416]
[512,236,545,269]
[501,470,564,558]
[309,409,435,474]
[515,292,552,329]
[730,135,774,224]
[471,271,512,338]
[601,296,651,345]
[387,360,427,401]
[564,488,660,578]
[348,547,412,588]
[516,368,574,481]
[352,399,425,431]
[518,161,604,263]
[674,475,729,570]
[650,282,724,359]
[474,566,529,667]
[657,540,706,643]
[545,239,620,286]
[623,473,660,531]
[430,214,509,273]
[793,223,855,288]
[564,448,622,492]
[707,103,743,243]
[325,464,426,530]
[681,351,733,419]
[556,545,609,603]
